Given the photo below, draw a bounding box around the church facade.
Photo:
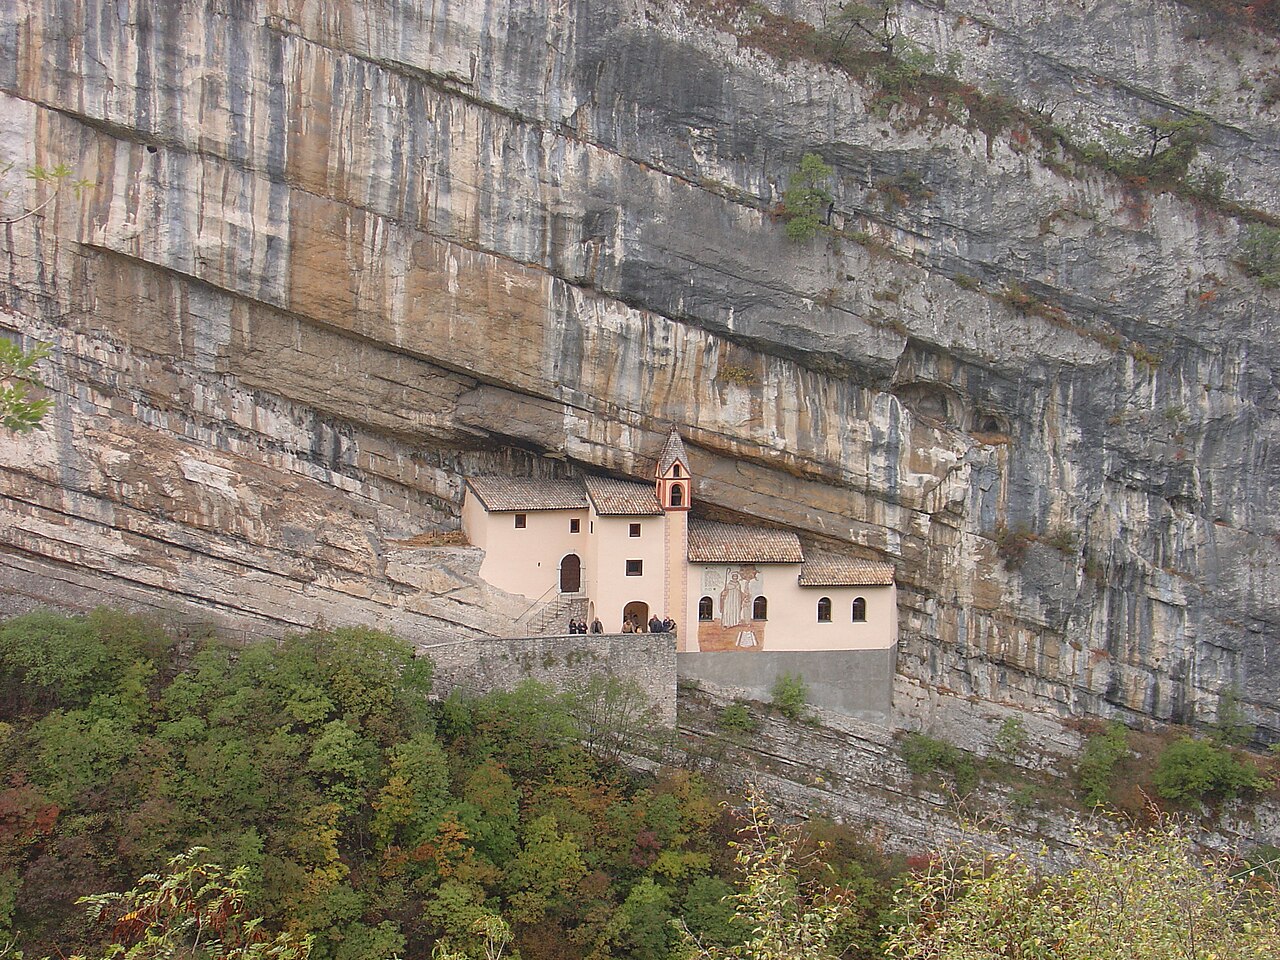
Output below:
[461,431,897,658]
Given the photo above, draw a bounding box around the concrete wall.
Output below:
[677,647,896,723]
[423,630,678,725]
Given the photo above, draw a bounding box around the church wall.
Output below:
[461,491,489,552]
[688,563,896,653]
[473,507,588,602]
[592,514,666,630]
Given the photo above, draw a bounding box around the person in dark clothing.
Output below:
[590,618,603,634]
[578,619,588,634]
[648,615,663,634]
[568,619,580,634]
[622,618,634,633]
[662,617,675,634]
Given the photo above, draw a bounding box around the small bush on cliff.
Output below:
[1240,224,1280,288]
[991,716,1027,763]
[900,733,979,795]
[0,339,52,434]
[770,673,810,720]
[781,153,833,241]
[1153,736,1267,805]
[1077,721,1131,807]
[718,700,760,734]
[1211,685,1255,746]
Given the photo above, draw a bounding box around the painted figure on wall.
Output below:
[720,573,745,627]
[697,564,766,652]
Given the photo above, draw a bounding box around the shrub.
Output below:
[718,700,760,734]
[901,733,979,794]
[1077,721,1131,807]
[885,818,1280,959]
[717,364,758,386]
[1211,685,1254,746]
[770,673,810,720]
[992,717,1027,762]
[1153,736,1266,804]
[781,153,833,242]
[992,523,1033,568]
[1240,224,1280,288]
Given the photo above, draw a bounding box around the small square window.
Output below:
[625,559,643,576]
[514,514,527,529]
[570,518,580,533]
[629,523,641,538]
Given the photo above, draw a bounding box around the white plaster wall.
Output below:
[473,507,588,601]
[592,514,667,629]
[688,563,896,652]
[461,490,489,552]
[584,505,602,619]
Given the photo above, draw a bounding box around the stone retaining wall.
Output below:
[423,631,678,725]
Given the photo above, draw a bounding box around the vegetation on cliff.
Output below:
[0,611,905,960]
[4,612,1280,960]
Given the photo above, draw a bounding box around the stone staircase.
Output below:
[514,592,589,637]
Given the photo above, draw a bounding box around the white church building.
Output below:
[461,431,898,660]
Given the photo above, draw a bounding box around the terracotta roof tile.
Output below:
[583,475,664,516]
[799,552,895,586]
[656,428,689,477]
[466,477,587,512]
[687,519,804,564]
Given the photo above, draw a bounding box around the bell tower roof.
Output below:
[655,427,689,478]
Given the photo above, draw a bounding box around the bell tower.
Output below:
[655,428,691,649]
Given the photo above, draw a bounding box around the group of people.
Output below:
[564,614,678,635]
[622,614,677,636]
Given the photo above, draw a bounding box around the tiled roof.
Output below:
[798,551,896,586]
[584,475,664,516]
[656,428,689,477]
[688,519,804,564]
[466,477,587,512]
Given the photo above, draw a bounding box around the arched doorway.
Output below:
[560,554,581,593]
[622,600,649,632]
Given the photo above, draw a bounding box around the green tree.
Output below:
[0,340,51,433]
[0,161,93,226]
[1153,736,1266,805]
[1137,116,1212,181]
[681,790,852,960]
[885,819,1280,959]
[1076,721,1131,807]
[823,1,899,59]
[74,848,312,959]
[369,732,450,847]
[781,155,834,242]
[1,159,93,434]
[503,815,586,925]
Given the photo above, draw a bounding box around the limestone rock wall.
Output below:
[1,0,1278,743]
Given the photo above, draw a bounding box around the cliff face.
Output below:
[2,0,1278,737]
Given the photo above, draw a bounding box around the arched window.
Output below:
[698,596,713,621]
[752,596,768,620]
[672,463,682,478]
[817,597,832,622]
[852,597,867,622]
[670,484,684,507]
